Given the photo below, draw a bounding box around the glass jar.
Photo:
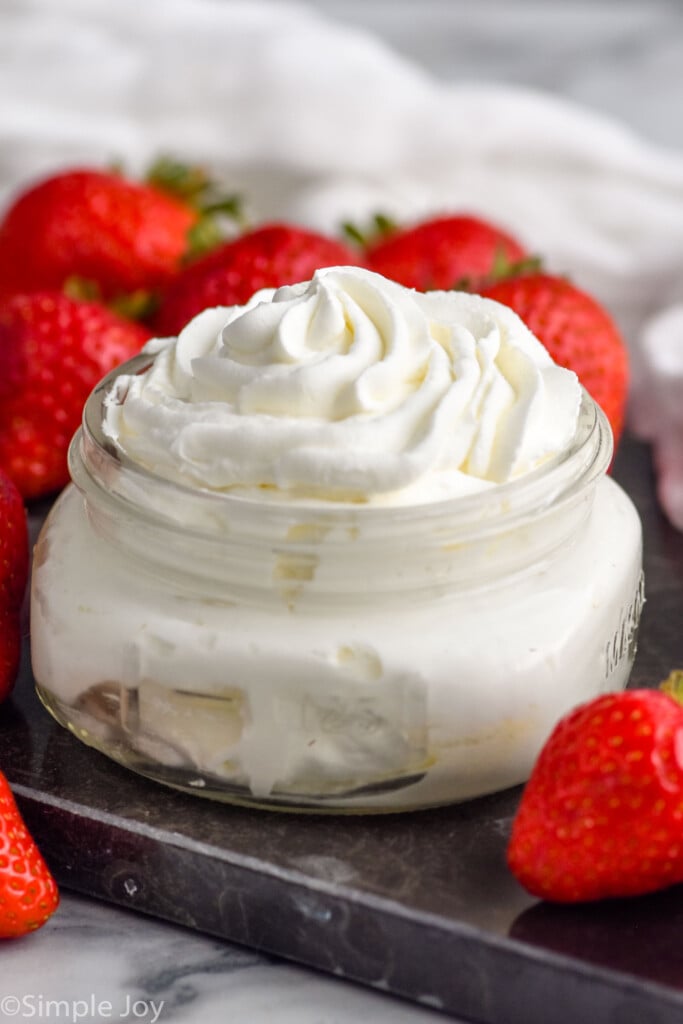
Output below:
[31,354,644,812]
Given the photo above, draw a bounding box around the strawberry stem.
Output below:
[109,289,159,321]
[488,250,543,284]
[146,155,246,260]
[63,275,157,322]
[63,275,102,302]
[660,669,683,705]
[341,212,398,248]
[146,156,243,217]
[146,156,213,203]
[451,252,544,293]
[341,221,367,246]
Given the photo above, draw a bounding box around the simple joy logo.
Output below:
[0,994,164,1023]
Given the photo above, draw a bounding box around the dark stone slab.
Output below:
[2,434,683,1024]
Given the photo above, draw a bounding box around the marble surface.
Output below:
[4,2,683,1023]
[2,894,442,1024]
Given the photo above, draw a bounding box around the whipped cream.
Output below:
[32,475,643,808]
[103,267,581,504]
[30,266,643,811]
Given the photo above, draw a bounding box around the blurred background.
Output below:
[2,0,683,391]
[305,0,682,149]
[3,0,683,415]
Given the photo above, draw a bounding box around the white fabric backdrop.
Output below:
[2,0,683,522]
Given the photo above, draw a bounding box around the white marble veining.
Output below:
[2,894,442,1023]
[2,1,682,1021]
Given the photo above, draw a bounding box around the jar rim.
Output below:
[73,352,612,538]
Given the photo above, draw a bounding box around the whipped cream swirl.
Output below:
[103,267,581,504]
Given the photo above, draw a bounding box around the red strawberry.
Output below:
[0,771,59,937]
[508,687,683,903]
[0,292,151,500]
[483,273,628,444]
[0,469,28,702]
[154,223,363,335]
[0,167,199,304]
[364,214,527,292]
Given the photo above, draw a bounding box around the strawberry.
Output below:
[0,468,28,703]
[0,771,59,937]
[363,214,528,292]
[154,223,363,335]
[0,166,201,306]
[0,292,151,500]
[507,687,683,903]
[483,273,629,444]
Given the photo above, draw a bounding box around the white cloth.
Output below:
[2,0,683,524]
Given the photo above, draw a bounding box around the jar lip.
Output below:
[76,352,613,531]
